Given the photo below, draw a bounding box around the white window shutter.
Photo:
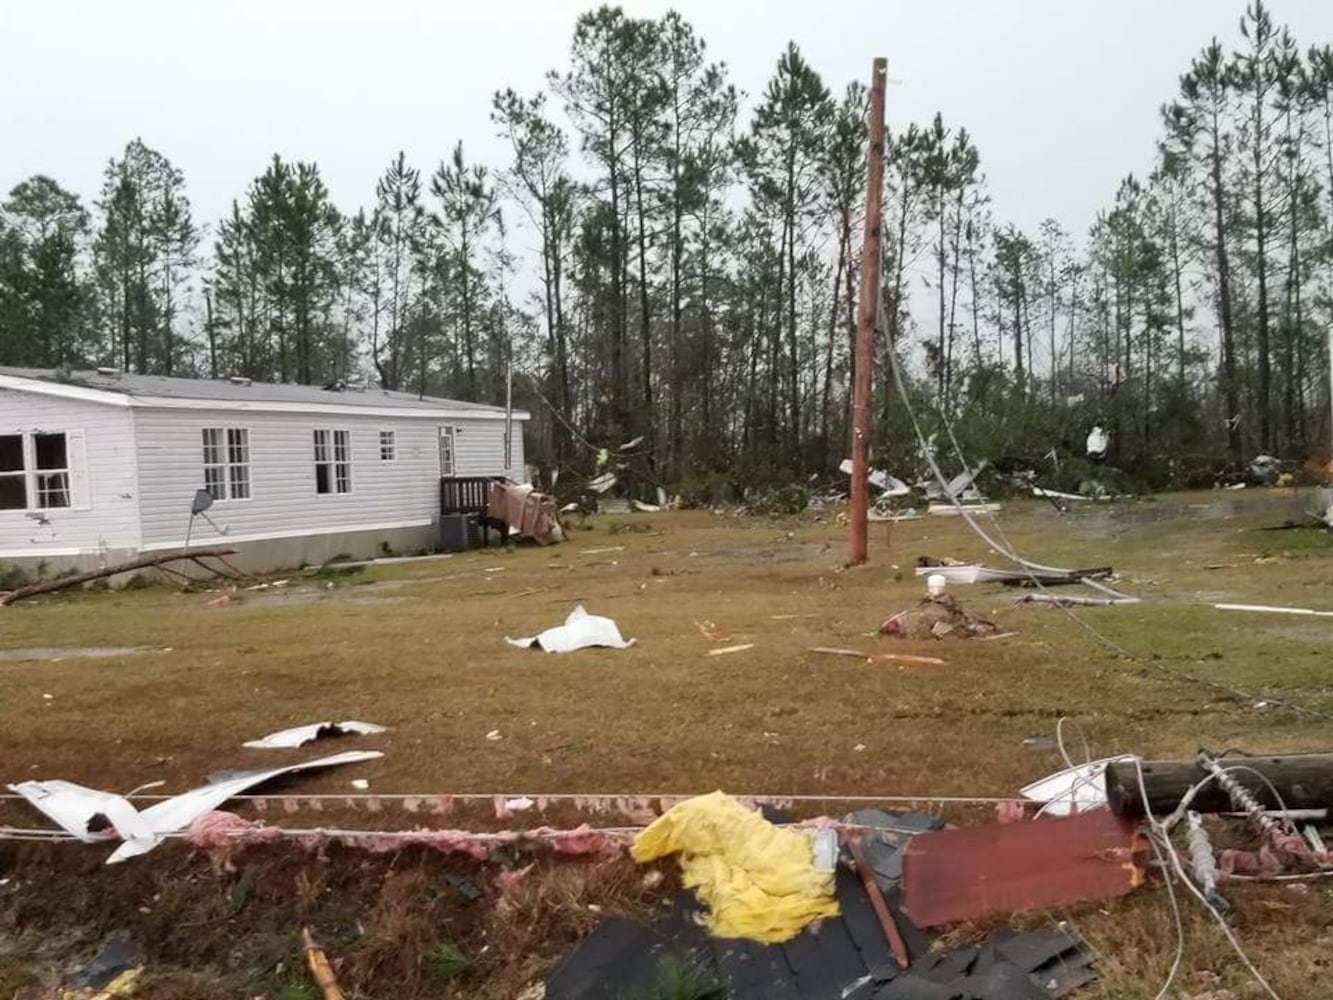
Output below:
[66,429,90,510]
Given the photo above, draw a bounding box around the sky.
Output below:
[4,0,1333,254]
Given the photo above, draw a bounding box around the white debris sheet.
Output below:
[506,604,636,653]
[243,720,387,749]
[8,749,382,863]
[1020,755,1137,817]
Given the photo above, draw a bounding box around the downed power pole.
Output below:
[1105,753,1333,818]
[0,546,240,605]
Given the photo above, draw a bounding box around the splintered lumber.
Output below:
[809,647,947,666]
[0,546,238,605]
[1106,753,1333,818]
[302,927,348,1000]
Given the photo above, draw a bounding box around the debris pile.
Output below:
[879,594,1001,640]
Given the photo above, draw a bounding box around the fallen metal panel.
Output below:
[108,750,384,863]
[6,780,154,849]
[243,721,387,749]
[900,812,1145,927]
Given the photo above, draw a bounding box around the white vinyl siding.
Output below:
[0,389,138,556]
[135,411,525,549]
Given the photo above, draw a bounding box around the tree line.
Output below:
[2,1,1331,492]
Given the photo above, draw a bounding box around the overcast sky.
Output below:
[5,0,1333,253]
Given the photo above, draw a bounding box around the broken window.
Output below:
[0,435,22,510]
[33,433,70,509]
[202,427,250,501]
[0,432,72,510]
[314,429,351,494]
[379,430,395,462]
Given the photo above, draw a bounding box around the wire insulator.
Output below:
[1186,810,1228,912]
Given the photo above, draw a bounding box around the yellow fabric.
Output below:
[631,791,839,943]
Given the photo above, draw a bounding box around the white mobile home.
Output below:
[0,368,529,573]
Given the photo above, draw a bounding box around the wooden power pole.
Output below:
[850,57,887,566]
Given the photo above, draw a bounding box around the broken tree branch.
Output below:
[0,547,238,606]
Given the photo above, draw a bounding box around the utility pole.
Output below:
[850,57,887,565]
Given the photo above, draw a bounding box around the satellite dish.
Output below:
[191,489,214,515]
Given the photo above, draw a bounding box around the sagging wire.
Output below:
[1056,716,1091,771]
[874,297,1333,723]
[1134,760,1284,1000]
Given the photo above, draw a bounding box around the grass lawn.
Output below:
[2,489,1332,997]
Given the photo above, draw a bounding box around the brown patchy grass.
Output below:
[2,490,1333,996]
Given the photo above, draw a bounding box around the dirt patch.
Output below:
[0,841,659,1000]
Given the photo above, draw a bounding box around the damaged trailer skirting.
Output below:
[8,750,383,863]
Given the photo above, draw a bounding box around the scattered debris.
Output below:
[67,935,139,992]
[444,872,483,902]
[9,750,383,863]
[878,927,1095,1000]
[879,595,1001,640]
[578,545,625,555]
[243,720,387,749]
[838,457,911,496]
[1020,756,1137,816]
[507,605,636,652]
[586,472,616,494]
[350,779,370,790]
[0,646,145,662]
[926,499,1002,516]
[1015,592,1140,608]
[630,791,838,943]
[1214,602,1333,618]
[485,730,503,742]
[547,868,928,1000]
[302,926,349,1000]
[707,643,754,656]
[915,557,1113,587]
[630,499,661,512]
[489,480,565,545]
[809,647,947,666]
[901,811,1146,927]
[1086,426,1109,459]
[205,594,233,608]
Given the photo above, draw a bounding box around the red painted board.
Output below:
[901,811,1146,927]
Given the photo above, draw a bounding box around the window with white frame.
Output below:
[0,435,26,510]
[314,429,352,494]
[438,426,456,476]
[379,430,396,462]
[0,432,73,510]
[202,427,251,501]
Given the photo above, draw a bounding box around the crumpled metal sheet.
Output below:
[901,811,1146,927]
[243,720,387,749]
[9,750,383,864]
